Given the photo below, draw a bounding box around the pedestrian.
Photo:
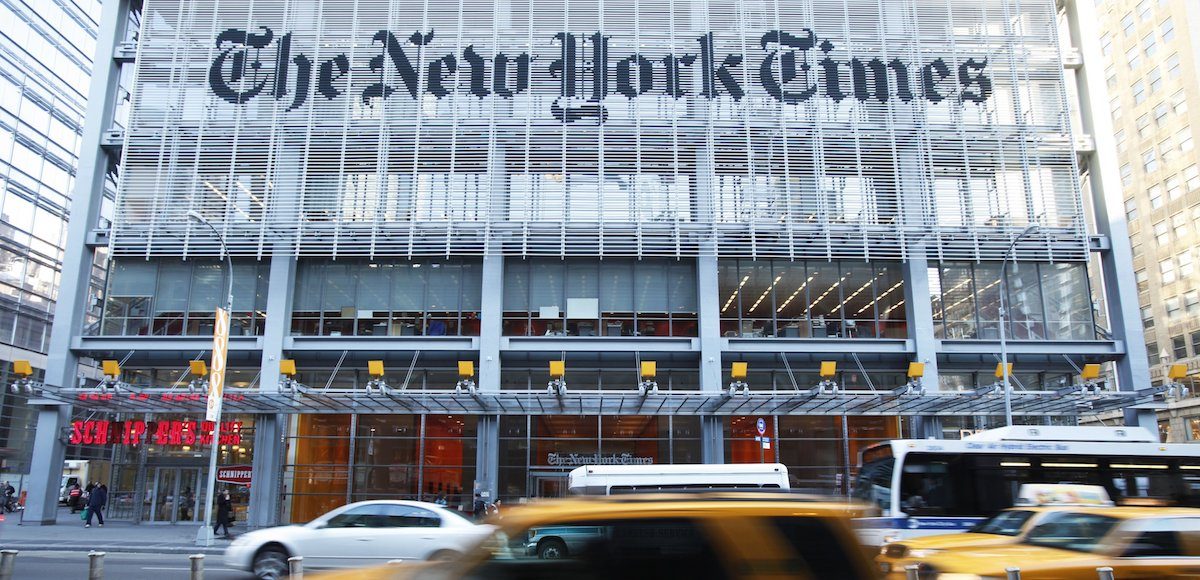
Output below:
[472,493,487,521]
[213,489,234,538]
[84,483,107,527]
[434,492,448,507]
[2,481,14,513]
[68,483,83,513]
[489,499,502,518]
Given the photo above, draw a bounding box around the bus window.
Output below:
[899,456,956,515]
[851,456,893,510]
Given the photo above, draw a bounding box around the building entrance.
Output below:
[144,467,204,524]
[529,472,568,498]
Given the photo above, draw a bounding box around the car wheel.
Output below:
[252,545,290,579]
[429,549,460,562]
[537,538,567,559]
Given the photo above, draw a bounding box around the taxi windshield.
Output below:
[970,510,1035,536]
[1023,513,1118,553]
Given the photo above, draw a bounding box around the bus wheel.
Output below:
[537,538,567,559]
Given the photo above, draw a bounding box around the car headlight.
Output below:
[908,549,942,558]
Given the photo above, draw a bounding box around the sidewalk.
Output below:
[0,507,226,555]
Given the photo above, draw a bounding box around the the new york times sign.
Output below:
[209,27,992,123]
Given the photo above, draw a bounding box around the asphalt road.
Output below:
[6,551,255,580]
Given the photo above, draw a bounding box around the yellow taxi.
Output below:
[877,484,1118,578]
[314,492,879,580]
[913,506,1200,579]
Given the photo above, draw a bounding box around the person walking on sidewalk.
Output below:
[84,483,107,527]
[68,483,83,513]
[213,489,234,538]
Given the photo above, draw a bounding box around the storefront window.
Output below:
[100,259,269,336]
[291,259,482,337]
[931,261,1095,340]
[718,259,907,339]
[503,258,697,337]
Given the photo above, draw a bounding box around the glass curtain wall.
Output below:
[717,260,907,339]
[499,368,700,391]
[930,261,1095,340]
[100,259,269,336]
[503,258,698,337]
[292,259,483,337]
[284,414,477,523]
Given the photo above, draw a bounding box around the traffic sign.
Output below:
[756,418,766,435]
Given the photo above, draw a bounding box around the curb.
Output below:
[0,544,225,555]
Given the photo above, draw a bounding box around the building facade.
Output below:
[21,0,1154,527]
[0,0,108,486]
[1091,0,1200,436]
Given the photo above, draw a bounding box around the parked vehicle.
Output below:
[224,500,493,579]
[568,462,790,495]
[315,492,878,580]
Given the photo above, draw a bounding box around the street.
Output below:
[5,551,252,580]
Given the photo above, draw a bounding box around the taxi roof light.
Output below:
[1013,483,1113,507]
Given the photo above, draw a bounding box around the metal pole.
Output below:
[288,556,304,579]
[1096,567,1114,580]
[0,549,17,580]
[1005,567,1021,580]
[904,564,920,580]
[189,211,233,546]
[1000,224,1038,427]
[189,554,204,580]
[88,551,105,580]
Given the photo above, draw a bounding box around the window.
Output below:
[1172,213,1188,237]
[1154,221,1169,245]
[1150,184,1165,209]
[1122,13,1136,36]
[1180,251,1195,277]
[1153,104,1169,126]
[1161,136,1176,163]
[1161,257,1177,284]
[1191,331,1200,356]
[1143,149,1158,173]
[325,505,384,528]
[1112,97,1124,121]
[1162,17,1175,42]
[1126,45,1141,69]
[1180,128,1194,154]
[380,505,442,528]
[974,511,1036,536]
[1143,33,1158,57]
[1148,67,1162,94]
[1122,164,1134,187]
[1137,0,1151,20]
[1164,178,1180,203]
[1100,33,1113,57]
[1173,90,1188,115]
[1133,80,1147,105]
[1148,343,1161,366]
[1167,53,1182,79]
[1126,198,1139,221]
[1136,269,1150,292]
[1143,307,1155,329]
[1186,290,1200,315]
[1175,335,1189,359]
[1138,113,1153,137]
[1187,165,1200,191]
[1116,129,1128,152]
[1167,296,1182,320]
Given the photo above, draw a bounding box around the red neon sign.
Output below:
[68,420,243,447]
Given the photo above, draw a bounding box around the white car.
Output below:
[225,500,492,578]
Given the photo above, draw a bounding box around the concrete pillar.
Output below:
[1064,0,1153,426]
[697,254,724,463]
[25,0,129,525]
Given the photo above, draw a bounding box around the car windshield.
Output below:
[970,510,1035,536]
[1023,513,1119,553]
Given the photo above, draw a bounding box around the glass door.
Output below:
[176,469,200,523]
[529,473,568,498]
[147,468,176,523]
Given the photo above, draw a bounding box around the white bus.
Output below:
[852,426,1200,545]
[568,463,790,495]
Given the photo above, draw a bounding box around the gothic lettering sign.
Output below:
[208,27,992,122]
[546,452,654,467]
[68,420,243,447]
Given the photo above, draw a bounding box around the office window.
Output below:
[1126,198,1139,221]
[1191,331,1200,356]
[1142,149,1158,173]
[1180,129,1194,154]
[1186,291,1200,315]
[1161,258,1177,284]
[1172,213,1188,237]
[1187,165,1200,191]
[1122,13,1135,36]
[1143,33,1158,57]
[1174,336,1188,359]
[1164,179,1180,203]
[1153,104,1169,126]
[1161,136,1176,163]
[1101,33,1113,56]
[1167,53,1182,79]
[1173,90,1188,115]
[1137,0,1151,20]
[1116,129,1128,152]
[1133,80,1147,105]
[1162,17,1175,42]
[1148,343,1161,366]
[1148,67,1162,94]
[1122,164,1134,187]
[1139,113,1153,137]
[1154,221,1169,245]
[1136,269,1150,293]
[101,259,270,336]
[1111,97,1124,121]
[1178,251,1194,277]
[1143,307,1155,329]
[1126,45,1141,69]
